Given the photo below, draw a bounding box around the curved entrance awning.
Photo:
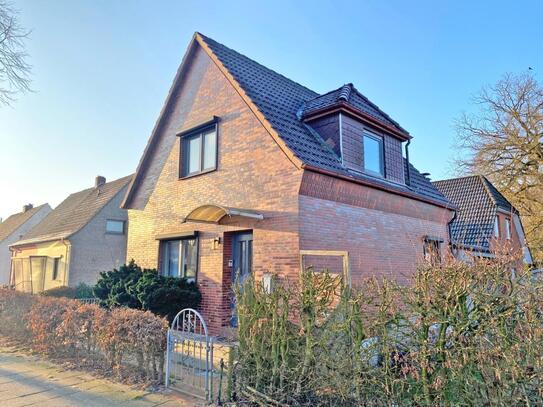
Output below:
[183,204,264,224]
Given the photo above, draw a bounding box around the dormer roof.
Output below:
[301,83,410,139]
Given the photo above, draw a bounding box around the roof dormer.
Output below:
[303,84,408,185]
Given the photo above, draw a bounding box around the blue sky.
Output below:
[1,0,542,219]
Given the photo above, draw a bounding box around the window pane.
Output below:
[182,238,198,281]
[188,136,201,174]
[363,134,383,175]
[165,240,180,277]
[106,220,124,234]
[203,129,217,170]
[494,216,500,237]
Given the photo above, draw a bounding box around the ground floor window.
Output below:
[160,237,198,282]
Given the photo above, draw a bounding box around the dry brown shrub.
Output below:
[0,288,168,383]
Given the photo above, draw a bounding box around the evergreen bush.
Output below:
[93,260,201,321]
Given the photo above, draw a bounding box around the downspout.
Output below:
[405,140,411,186]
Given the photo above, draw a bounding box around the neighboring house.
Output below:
[433,175,533,265]
[0,204,52,285]
[10,175,132,293]
[122,33,455,335]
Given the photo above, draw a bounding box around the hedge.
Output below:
[0,289,168,383]
[234,254,543,406]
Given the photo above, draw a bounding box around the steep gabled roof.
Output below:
[122,33,451,209]
[13,175,132,246]
[432,175,517,250]
[0,204,51,242]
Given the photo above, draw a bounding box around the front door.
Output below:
[231,232,253,326]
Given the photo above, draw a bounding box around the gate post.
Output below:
[165,329,172,387]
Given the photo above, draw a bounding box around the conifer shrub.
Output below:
[93,260,201,321]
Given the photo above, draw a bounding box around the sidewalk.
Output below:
[0,346,201,406]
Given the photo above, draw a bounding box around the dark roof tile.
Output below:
[432,175,517,249]
[198,34,449,207]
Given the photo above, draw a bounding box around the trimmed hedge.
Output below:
[0,289,168,382]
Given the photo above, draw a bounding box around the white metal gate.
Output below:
[165,308,214,400]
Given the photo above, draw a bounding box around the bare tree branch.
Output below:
[0,1,31,106]
[456,72,543,264]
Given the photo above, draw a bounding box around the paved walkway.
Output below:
[0,347,200,406]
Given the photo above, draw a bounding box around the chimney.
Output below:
[95,176,106,188]
[23,204,33,213]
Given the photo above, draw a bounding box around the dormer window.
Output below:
[363,131,384,177]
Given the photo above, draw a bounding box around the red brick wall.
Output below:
[489,211,524,260]
[126,42,454,335]
[126,45,303,335]
[299,171,454,286]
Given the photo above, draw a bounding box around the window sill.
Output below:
[179,167,217,180]
[105,232,125,236]
[363,169,385,178]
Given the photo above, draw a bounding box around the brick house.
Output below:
[122,33,455,334]
[10,175,131,293]
[0,204,52,285]
[433,175,533,266]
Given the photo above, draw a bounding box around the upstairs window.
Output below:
[160,237,198,282]
[505,218,512,240]
[180,123,217,178]
[363,131,384,176]
[493,216,500,238]
[106,219,125,234]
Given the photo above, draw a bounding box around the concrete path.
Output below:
[0,347,200,406]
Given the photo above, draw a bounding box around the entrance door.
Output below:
[231,232,253,326]
[29,256,47,293]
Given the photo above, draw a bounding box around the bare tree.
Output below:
[0,1,31,105]
[456,72,543,264]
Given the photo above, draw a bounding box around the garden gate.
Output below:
[165,308,214,400]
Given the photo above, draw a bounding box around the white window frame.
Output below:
[362,130,385,177]
[493,216,500,238]
[505,217,512,240]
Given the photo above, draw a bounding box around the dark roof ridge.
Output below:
[349,84,405,132]
[197,32,319,98]
[432,174,481,184]
[337,83,353,101]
